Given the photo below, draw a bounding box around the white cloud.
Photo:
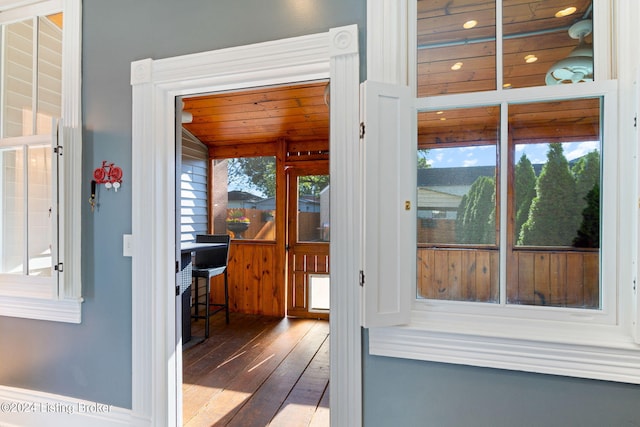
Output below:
[565,141,599,160]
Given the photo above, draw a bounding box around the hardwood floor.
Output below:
[182,313,330,427]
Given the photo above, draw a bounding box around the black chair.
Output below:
[192,234,230,338]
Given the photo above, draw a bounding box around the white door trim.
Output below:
[130,25,361,426]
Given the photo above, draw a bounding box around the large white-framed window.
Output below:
[0,0,82,323]
[364,0,640,383]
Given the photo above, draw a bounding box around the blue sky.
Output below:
[421,141,600,168]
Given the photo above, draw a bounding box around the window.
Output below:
[365,0,640,383]
[0,0,82,323]
[417,99,602,309]
[213,156,277,240]
[1,139,53,277]
[296,174,330,243]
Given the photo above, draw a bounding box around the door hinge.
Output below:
[359,122,365,139]
[53,145,63,155]
[359,270,365,287]
[176,286,180,296]
[175,260,179,274]
[54,262,64,272]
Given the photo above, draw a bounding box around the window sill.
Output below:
[0,295,82,323]
[368,309,640,384]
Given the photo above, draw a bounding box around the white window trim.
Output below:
[365,0,640,384]
[0,0,82,323]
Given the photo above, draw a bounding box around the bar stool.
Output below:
[192,234,230,338]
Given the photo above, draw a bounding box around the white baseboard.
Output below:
[0,386,148,427]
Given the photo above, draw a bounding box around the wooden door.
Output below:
[286,163,330,319]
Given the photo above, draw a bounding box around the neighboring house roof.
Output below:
[417,188,462,209]
[418,188,462,209]
[417,163,545,188]
[417,166,495,187]
[228,190,264,203]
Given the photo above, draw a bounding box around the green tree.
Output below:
[514,153,537,243]
[298,175,330,197]
[571,150,600,199]
[456,175,495,244]
[418,150,431,169]
[573,182,600,248]
[571,150,600,235]
[228,157,329,198]
[228,157,276,197]
[519,143,578,246]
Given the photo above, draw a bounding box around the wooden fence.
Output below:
[418,247,599,308]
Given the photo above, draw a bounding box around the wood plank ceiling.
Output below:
[182,1,596,152]
[417,0,598,147]
[418,0,594,96]
[181,81,330,152]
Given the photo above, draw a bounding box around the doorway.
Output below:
[178,83,331,425]
[286,163,330,319]
[130,26,361,426]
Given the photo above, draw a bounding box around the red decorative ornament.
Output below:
[93,161,123,191]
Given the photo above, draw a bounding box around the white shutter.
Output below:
[634,67,640,344]
[52,118,63,296]
[361,80,413,327]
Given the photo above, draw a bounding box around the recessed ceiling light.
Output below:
[451,62,463,70]
[436,111,444,115]
[555,7,577,18]
[524,54,538,63]
[440,117,447,121]
[463,20,478,29]
[503,83,512,89]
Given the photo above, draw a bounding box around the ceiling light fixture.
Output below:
[451,62,463,71]
[545,19,593,85]
[555,7,577,18]
[463,20,478,29]
[524,54,538,63]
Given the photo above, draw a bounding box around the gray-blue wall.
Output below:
[0,0,365,409]
[363,331,640,427]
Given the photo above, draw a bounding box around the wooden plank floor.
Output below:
[182,313,330,427]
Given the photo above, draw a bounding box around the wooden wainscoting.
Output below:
[418,247,499,302]
[418,247,599,308]
[507,250,599,308]
[208,242,284,317]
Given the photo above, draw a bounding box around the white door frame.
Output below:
[130,25,361,426]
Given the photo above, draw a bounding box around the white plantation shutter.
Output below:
[361,80,413,327]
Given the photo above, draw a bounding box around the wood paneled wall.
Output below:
[418,248,499,302]
[209,242,283,317]
[507,250,599,308]
[418,247,599,308]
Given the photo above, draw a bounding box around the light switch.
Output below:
[123,234,133,257]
